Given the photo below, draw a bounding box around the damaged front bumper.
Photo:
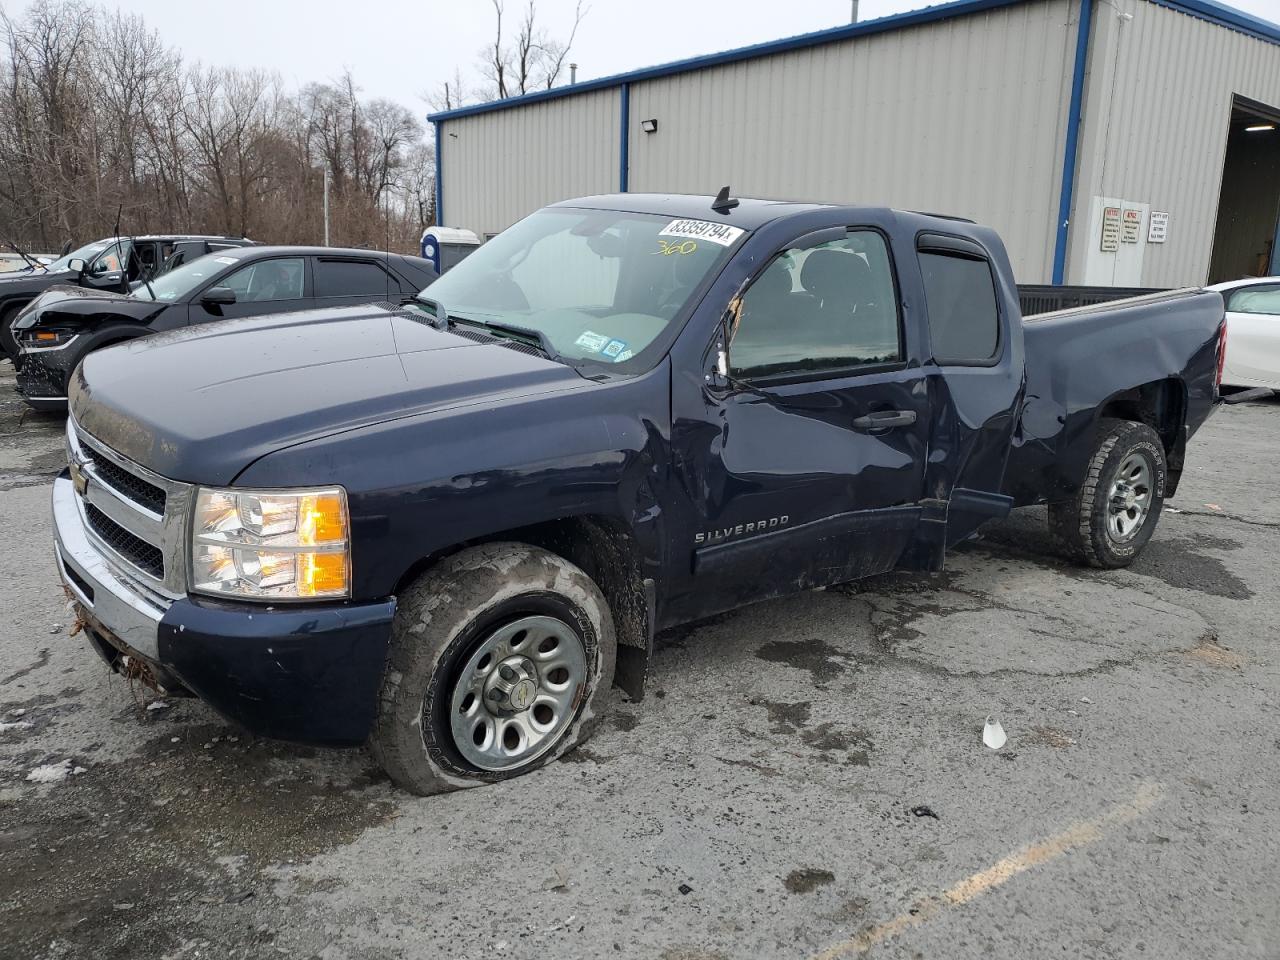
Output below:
[53,472,397,745]
[15,334,77,409]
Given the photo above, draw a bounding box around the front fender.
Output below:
[233,362,674,600]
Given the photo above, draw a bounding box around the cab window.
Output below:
[918,247,1001,363]
[730,231,901,380]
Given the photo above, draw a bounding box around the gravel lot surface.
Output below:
[2,365,1277,960]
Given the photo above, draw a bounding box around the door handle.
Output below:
[851,410,917,433]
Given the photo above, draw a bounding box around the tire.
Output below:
[1048,418,1167,569]
[370,543,616,795]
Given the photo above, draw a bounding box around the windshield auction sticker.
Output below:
[659,219,744,247]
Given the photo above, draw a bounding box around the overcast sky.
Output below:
[16,0,1280,113]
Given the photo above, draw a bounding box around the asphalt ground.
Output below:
[1,362,1278,960]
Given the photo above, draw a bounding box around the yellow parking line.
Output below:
[813,782,1162,959]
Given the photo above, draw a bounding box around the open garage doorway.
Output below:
[1209,96,1280,283]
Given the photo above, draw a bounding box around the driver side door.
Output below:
[666,226,931,622]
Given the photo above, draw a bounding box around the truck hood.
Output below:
[0,268,69,298]
[70,304,593,485]
[15,284,163,329]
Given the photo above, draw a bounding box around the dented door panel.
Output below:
[667,364,930,624]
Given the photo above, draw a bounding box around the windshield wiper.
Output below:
[466,317,567,364]
[3,237,40,271]
[411,295,571,366]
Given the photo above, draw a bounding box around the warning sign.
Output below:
[1100,206,1121,252]
[1121,208,1142,244]
[1148,211,1169,243]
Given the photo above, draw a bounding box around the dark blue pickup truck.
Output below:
[52,193,1226,794]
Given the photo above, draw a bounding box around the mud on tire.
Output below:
[370,542,616,796]
[1048,418,1167,569]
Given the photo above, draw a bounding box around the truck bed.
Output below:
[1003,287,1224,506]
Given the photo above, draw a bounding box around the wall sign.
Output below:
[1100,206,1121,252]
[1147,211,1169,243]
[1121,208,1142,244]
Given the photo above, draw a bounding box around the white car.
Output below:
[1209,277,1280,391]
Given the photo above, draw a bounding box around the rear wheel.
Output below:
[370,543,616,795]
[1048,419,1166,569]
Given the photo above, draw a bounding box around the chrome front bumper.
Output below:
[52,473,169,659]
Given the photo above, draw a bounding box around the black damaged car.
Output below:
[0,235,254,362]
[14,245,438,410]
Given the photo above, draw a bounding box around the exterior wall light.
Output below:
[641,118,658,134]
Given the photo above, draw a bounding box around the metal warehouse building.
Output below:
[429,0,1280,287]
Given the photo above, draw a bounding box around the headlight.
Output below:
[190,486,351,600]
[22,327,77,349]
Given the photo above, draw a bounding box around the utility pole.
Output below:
[323,168,331,246]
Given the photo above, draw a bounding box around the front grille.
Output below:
[84,503,164,579]
[90,456,167,514]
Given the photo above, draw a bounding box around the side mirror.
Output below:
[67,258,86,275]
[201,286,237,306]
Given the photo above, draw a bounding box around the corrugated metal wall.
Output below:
[438,87,620,236]
[628,0,1078,282]
[436,0,1280,286]
[1069,0,1280,286]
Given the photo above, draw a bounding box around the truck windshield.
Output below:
[415,207,745,366]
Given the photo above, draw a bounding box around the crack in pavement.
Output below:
[1168,508,1280,528]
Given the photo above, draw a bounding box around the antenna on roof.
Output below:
[711,185,739,214]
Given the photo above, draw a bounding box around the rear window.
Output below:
[315,259,392,298]
[918,251,1000,363]
[1226,285,1280,315]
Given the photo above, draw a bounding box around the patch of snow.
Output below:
[146,700,169,711]
[0,721,33,732]
[25,759,73,783]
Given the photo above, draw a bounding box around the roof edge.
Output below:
[1148,0,1280,46]
[427,0,1030,123]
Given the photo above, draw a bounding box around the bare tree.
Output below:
[0,0,435,251]
[473,0,588,101]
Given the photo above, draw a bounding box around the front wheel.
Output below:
[370,543,616,795]
[1048,419,1167,569]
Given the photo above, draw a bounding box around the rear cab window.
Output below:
[916,234,1002,364]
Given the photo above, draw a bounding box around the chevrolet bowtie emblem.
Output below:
[70,461,89,496]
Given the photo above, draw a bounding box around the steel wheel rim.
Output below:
[446,614,587,772]
[1107,452,1153,542]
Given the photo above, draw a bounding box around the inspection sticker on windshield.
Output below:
[602,339,628,360]
[659,219,744,247]
[575,331,611,353]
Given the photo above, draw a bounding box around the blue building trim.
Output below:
[1052,0,1095,286]
[433,121,444,226]
[427,0,1035,124]
[1149,0,1280,46]
[619,83,630,192]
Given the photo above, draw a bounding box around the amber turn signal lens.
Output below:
[300,492,347,545]
[300,551,349,597]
